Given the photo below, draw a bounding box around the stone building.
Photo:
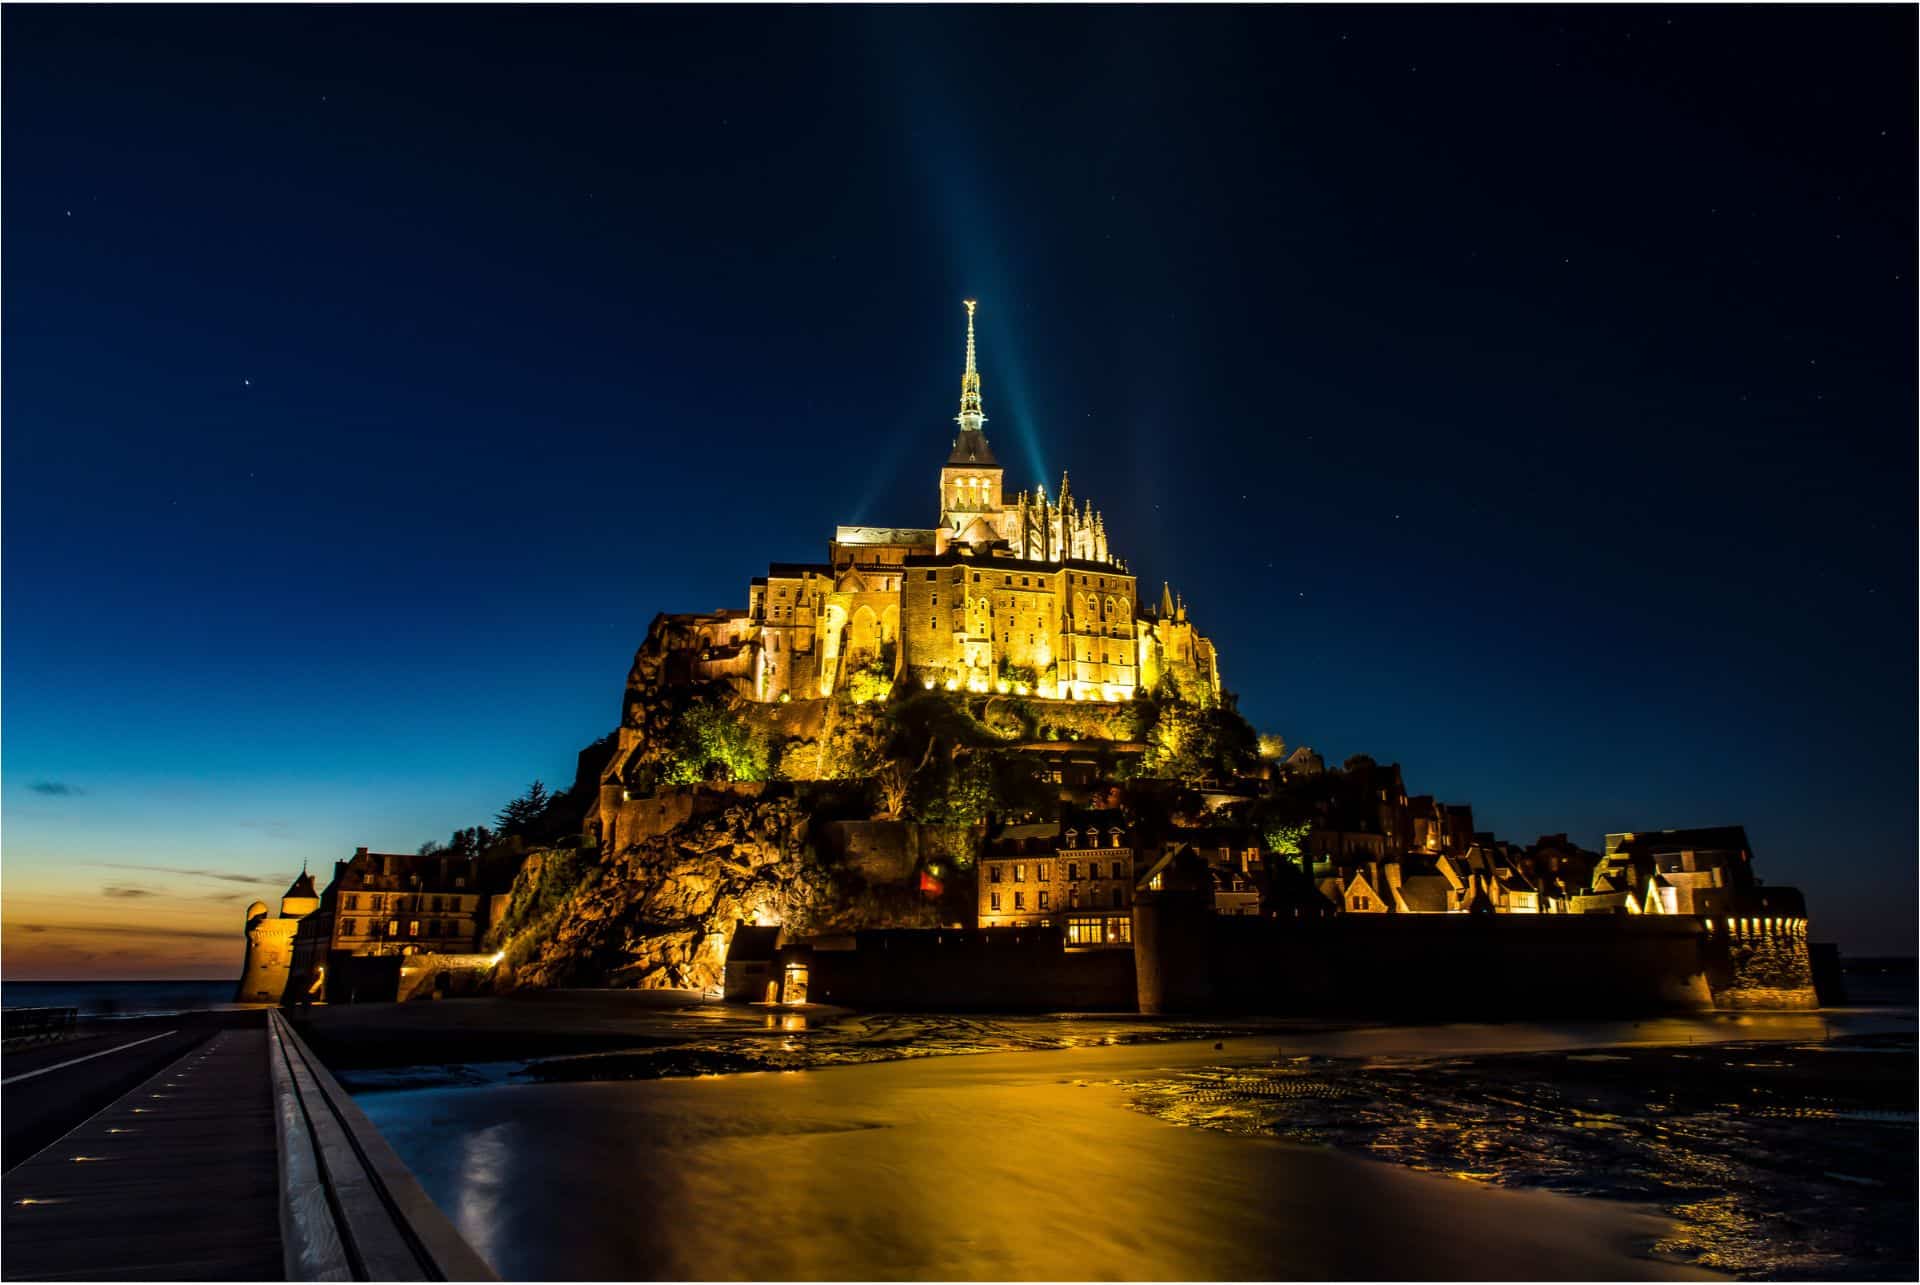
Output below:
[234,870,320,1003]
[647,302,1222,706]
[287,847,509,1002]
[978,811,1135,947]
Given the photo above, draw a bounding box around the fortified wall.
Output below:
[804,927,1137,1011]
[1132,895,1816,1015]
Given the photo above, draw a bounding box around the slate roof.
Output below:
[947,428,999,466]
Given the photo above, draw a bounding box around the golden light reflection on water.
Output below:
[1126,1034,1915,1279]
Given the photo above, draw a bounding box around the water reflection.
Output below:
[350,1010,1915,1281]
[1126,1034,1917,1278]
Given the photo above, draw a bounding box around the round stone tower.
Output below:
[235,871,318,1004]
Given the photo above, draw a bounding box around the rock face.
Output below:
[498,791,958,992]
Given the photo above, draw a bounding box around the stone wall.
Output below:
[807,927,1137,1011]
[1710,921,1818,1010]
[394,953,498,1003]
[817,820,982,885]
[1134,900,1723,1017]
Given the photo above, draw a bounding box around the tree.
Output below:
[662,704,770,784]
[873,760,913,818]
[1140,698,1257,784]
[495,780,554,837]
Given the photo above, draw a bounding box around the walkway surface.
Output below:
[2,1026,281,1281]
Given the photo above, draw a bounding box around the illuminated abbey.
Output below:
[663,302,1223,704]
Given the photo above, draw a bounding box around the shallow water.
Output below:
[358,1034,1718,1281]
[1125,1034,1917,1279]
[351,1010,1915,1280]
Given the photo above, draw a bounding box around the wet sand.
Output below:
[361,1033,1726,1281]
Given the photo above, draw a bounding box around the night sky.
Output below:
[4,5,1914,977]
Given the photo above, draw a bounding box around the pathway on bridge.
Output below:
[2,1027,281,1280]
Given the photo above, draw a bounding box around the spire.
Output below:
[956,299,986,430]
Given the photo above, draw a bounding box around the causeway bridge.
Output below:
[2,1008,493,1281]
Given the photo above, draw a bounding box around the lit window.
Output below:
[388,919,400,936]
[1039,891,1050,910]
[990,893,1000,911]
[409,920,420,937]
[1014,864,1025,883]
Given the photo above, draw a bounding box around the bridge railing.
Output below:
[267,1010,495,1281]
[2,1006,78,1048]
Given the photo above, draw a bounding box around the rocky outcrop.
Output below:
[498,792,960,993]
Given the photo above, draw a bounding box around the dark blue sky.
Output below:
[4,5,1914,972]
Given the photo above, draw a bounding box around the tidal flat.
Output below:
[345,1004,1914,1280]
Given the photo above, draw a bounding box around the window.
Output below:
[932,593,938,605]
[1111,888,1124,908]
[1090,862,1103,880]
[1068,862,1079,881]
[369,894,384,911]
[1067,916,1104,945]
[409,920,420,937]
[991,892,1001,911]
[1014,892,1025,911]
[341,919,357,935]
[1037,863,1050,882]
[1107,918,1132,945]
[388,919,400,937]
[430,896,442,912]
[1038,891,1050,911]
[1070,887,1080,907]
[989,865,1002,884]
[455,876,467,889]
[345,894,359,910]
[926,571,937,581]
[1013,864,1025,883]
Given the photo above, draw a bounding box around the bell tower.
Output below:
[939,300,1004,534]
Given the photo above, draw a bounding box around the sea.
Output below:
[0,979,243,1017]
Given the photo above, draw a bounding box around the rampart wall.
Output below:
[807,928,1137,1011]
[1133,897,1817,1015]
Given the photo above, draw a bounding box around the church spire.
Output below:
[956,299,986,430]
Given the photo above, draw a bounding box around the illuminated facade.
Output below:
[234,870,320,1003]
[665,302,1223,704]
[977,814,1136,945]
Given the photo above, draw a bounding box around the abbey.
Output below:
[665,302,1223,704]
